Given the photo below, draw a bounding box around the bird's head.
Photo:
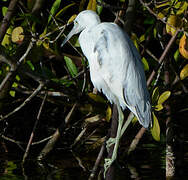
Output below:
[61,10,101,47]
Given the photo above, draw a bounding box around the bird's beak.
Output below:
[61,25,78,47]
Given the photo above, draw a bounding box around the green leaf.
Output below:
[56,3,76,17]
[174,49,180,62]
[151,112,160,141]
[16,75,20,81]
[26,60,35,71]
[9,90,15,97]
[96,0,103,14]
[152,87,159,104]
[64,56,78,77]
[139,34,145,43]
[155,104,163,111]
[12,82,18,88]
[88,92,106,103]
[2,6,8,16]
[48,0,61,23]
[158,91,171,104]
[142,57,149,71]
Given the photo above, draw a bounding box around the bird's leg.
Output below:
[104,104,124,177]
[106,113,134,154]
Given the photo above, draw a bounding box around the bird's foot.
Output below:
[104,158,114,178]
[106,137,116,152]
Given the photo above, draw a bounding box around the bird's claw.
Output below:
[106,137,116,152]
[104,158,114,178]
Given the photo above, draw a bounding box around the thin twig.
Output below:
[22,92,47,163]
[0,0,19,42]
[0,83,45,122]
[147,30,179,86]
[88,136,107,180]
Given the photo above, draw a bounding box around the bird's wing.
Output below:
[92,23,151,128]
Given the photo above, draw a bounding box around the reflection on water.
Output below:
[0,142,187,180]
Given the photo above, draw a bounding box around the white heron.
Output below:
[61,10,152,176]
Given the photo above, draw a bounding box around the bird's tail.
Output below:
[135,101,152,128]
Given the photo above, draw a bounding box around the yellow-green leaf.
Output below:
[12,82,18,88]
[11,26,24,44]
[64,56,78,77]
[9,90,15,97]
[67,14,77,24]
[48,0,61,23]
[158,91,171,105]
[175,2,188,15]
[131,116,138,125]
[87,0,96,11]
[155,104,163,111]
[106,105,112,122]
[139,34,145,43]
[151,112,160,141]
[1,27,12,46]
[142,57,149,71]
[88,92,106,103]
[56,3,76,17]
[152,87,159,104]
[180,64,188,80]
[2,6,8,16]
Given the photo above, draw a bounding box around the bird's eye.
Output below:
[74,21,78,25]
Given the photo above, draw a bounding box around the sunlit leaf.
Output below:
[158,91,171,105]
[155,1,170,8]
[12,82,18,88]
[1,27,12,47]
[106,105,112,122]
[166,15,182,36]
[26,60,35,71]
[155,104,163,111]
[131,116,138,125]
[179,33,188,59]
[152,87,159,104]
[2,6,8,16]
[139,34,145,43]
[88,92,106,103]
[175,2,188,15]
[151,112,160,141]
[16,75,20,81]
[11,26,24,44]
[48,0,61,23]
[87,0,96,11]
[9,90,15,97]
[64,56,78,77]
[180,64,188,80]
[142,57,149,71]
[68,14,77,24]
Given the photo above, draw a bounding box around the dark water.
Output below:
[0,138,187,179]
[0,144,165,180]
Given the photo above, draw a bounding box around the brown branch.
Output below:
[88,136,107,180]
[0,83,45,122]
[37,102,78,160]
[22,92,47,163]
[147,30,179,86]
[0,0,19,42]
